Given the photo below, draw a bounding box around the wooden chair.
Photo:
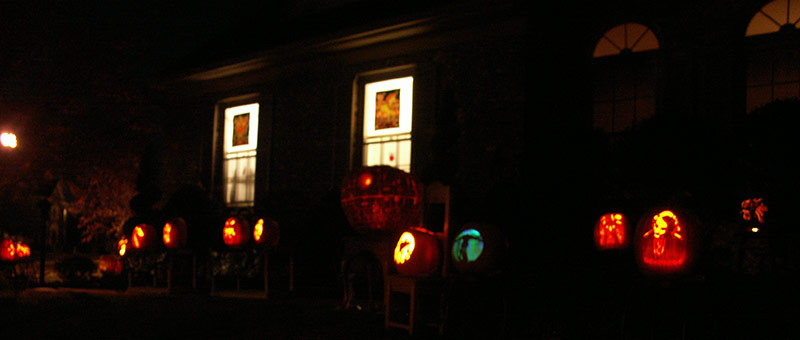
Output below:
[384,181,451,336]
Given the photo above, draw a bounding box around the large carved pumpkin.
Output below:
[451,223,508,275]
[394,227,440,277]
[634,208,696,275]
[223,216,249,248]
[131,224,157,251]
[163,217,188,249]
[594,213,630,250]
[341,166,423,232]
[253,217,280,247]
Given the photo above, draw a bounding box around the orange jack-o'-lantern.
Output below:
[253,217,280,247]
[1,239,16,261]
[451,223,509,275]
[163,217,188,249]
[223,216,249,248]
[131,224,157,251]
[14,242,30,259]
[594,213,630,250]
[341,166,423,231]
[394,227,440,277]
[635,209,695,274]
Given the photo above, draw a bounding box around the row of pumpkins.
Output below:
[392,223,508,277]
[119,216,280,256]
[594,209,693,275]
[341,165,508,277]
[594,197,767,276]
[0,238,31,262]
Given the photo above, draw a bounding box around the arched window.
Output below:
[592,23,660,133]
[745,0,800,113]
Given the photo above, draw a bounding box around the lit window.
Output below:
[223,103,259,207]
[362,76,413,172]
[745,0,800,113]
[592,23,659,133]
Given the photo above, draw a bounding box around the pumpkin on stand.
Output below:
[594,213,631,250]
[393,227,440,277]
[341,166,423,232]
[163,217,189,249]
[223,216,250,248]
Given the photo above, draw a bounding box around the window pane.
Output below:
[636,97,656,123]
[223,152,256,206]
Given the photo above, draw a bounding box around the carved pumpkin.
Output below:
[131,224,157,251]
[163,217,188,249]
[394,227,440,277]
[98,255,123,275]
[341,166,423,231]
[594,213,630,250]
[223,216,249,248]
[634,208,695,274]
[451,223,508,275]
[1,239,16,261]
[14,242,30,259]
[253,217,280,247]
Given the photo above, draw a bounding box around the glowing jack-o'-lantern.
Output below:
[635,209,694,274]
[341,166,423,231]
[131,224,157,251]
[394,227,440,277]
[594,213,630,250]
[163,217,188,249]
[14,242,30,259]
[1,239,16,261]
[223,217,249,248]
[451,223,508,275]
[253,218,280,247]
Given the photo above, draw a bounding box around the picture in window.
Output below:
[232,113,250,146]
[375,89,401,130]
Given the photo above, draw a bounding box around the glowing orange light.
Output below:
[224,222,237,240]
[394,232,416,265]
[358,172,373,190]
[751,227,759,233]
[2,239,15,261]
[741,198,767,224]
[132,226,145,249]
[163,222,173,246]
[14,243,30,259]
[1,132,17,148]
[118,238,128,257]
[253,219,264,243]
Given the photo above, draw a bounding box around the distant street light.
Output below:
[1,132,17,148]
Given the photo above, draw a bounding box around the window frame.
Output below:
[352,65,417,172]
